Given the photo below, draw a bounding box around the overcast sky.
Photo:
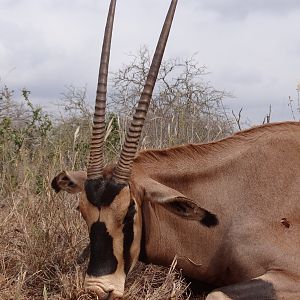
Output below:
[1,0,300,124]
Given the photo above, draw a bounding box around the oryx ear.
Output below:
[159,196,218,227]
[144,179,218,227]
[51,171,87,194]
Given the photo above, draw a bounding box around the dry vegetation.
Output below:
[0,52,232,299]
[0,124,191,300]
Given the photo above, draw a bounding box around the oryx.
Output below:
[52,0,300,299]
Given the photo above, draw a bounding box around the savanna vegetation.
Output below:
[0,50,234,299]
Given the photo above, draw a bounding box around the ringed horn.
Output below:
[87,0,116,179]
[112,0,178,183]
[87,0,177,182]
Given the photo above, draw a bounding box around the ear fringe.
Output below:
[200,210,219,227]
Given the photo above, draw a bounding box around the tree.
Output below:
[109,46,233,148]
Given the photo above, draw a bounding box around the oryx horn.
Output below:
[112,0,178,183]
[87,0,116,179]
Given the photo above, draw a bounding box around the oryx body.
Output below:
[133,122,300,299]
[51,0,300,298]
[53,122,300,299]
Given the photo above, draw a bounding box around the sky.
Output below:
[1,0,300,125]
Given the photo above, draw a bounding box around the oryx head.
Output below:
[52,0,179,298]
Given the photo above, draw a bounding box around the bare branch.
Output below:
[232,108,243,131]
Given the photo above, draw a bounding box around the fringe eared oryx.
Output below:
[51,0,300,299]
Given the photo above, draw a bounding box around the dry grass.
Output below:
[124,261,190,300]
[0,89,224,299]
[0,173,194,300]
[0,127,197,299]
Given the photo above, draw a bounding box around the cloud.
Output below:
[0,0,299,123]
[197,0,300,19]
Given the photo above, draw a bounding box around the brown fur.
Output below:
[53,122,300,299]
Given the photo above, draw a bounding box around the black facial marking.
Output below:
[123,200,136,274]
[219,279,276,300]
[200,210,219,227]
[85,178,126,208]
[87,221,118,277]
[51,177,61,193]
